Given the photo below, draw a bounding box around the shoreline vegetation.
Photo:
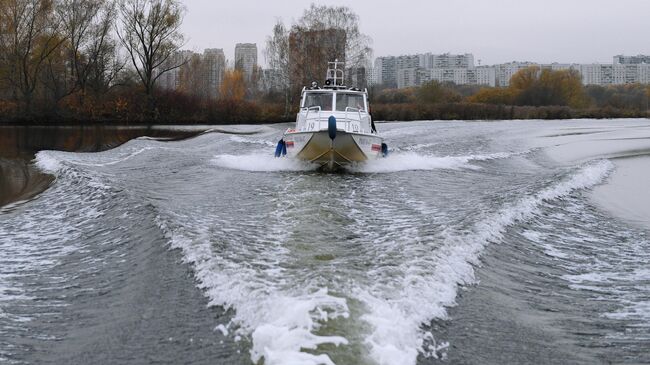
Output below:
[1,1,649,126]
[2,99,648,126]
[1,84,649,125]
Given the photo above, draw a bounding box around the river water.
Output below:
[1,120,649,364]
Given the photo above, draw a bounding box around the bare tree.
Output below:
[0,0,66,113]
[116,0,185,105]
[178,52,210,100]
[84,1,125,98]
[295,4,372,71]
[264,19,291,116]
[50,0,120,103]
[270,5,373,105]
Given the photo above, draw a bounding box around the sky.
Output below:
[181,0,650,67]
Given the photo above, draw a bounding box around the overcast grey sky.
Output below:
[181,0,650,66]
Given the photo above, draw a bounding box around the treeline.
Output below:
[0,1,376,124]
[0,0,295,124]
[370,67,650,121]
[1,1,649,124]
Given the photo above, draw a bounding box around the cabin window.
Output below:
[303,93,333,110]
[336,93,365,112]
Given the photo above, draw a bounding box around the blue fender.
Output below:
[381,143,389,157]
[275,139,286,157]
[328,116,337,140]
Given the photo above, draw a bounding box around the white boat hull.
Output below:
[283,130,383,171]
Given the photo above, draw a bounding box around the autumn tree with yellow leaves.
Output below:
[219,69,246,101]
[468,66,588,108]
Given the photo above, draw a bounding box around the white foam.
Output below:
[212,154,318,172]
[229,135,276,147]
[157,159,613,365]
[155,215,347,365]
[348,151,515,173]
[250,290,349,365]
[604,301,650,322]
[356,160,614,364]
[214,324,229,336]
[34,152,63,174]
[204,125,271,135]
[522,230,543,243]
[35,146,158,174]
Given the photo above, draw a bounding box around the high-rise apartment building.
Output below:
[376,53,477,88]
[157,50,195,90]
[203,48,226,98]
[614,54,650,65]
[396,55,420,70]
[430,66,496,87]
[156,49,228,99]
[397,67,430,88]
[419,53,474,69]
[234,43,258,82]
[374,56,397,88]
[494,62,535,87]
[580,63,650,85]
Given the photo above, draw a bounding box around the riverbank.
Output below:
[372,103,649,121]
[2,100,649,126]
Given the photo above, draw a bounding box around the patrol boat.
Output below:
[275,60,386,171]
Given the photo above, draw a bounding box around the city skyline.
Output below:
[181,0,650,67]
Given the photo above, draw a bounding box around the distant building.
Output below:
[203,48,226,98]
[367,65,378,86]
[374,56,397,88]
[639,65,650,84]
[494,62,534,87]
[579,63,650,85]
[375,53,476,88]
[156,49,228,99]
[234,43,258,82]
[397,67,430,88]
[396,55,420,71]
[157,50,195,90]
[614,54,650,65]
[420,53,474,69]
[430,66,496,87]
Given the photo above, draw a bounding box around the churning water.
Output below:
[1,120,650,364]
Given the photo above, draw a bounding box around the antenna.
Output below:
[325,60,345,88]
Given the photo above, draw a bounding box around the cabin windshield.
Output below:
[336,93,365,111]
[303,93,333,110]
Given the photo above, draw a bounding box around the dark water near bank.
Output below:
[1,121,650,364]
[0,125,202,206]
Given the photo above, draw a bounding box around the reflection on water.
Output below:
[0,158,53,207]
[0,125,204,207]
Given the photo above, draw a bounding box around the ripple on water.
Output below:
[2,124,649,365]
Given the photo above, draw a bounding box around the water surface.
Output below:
[1,120,649,364]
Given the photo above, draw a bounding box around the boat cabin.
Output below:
[295,60,375,135]
[302,90,368,112]
[297,89,373,134]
